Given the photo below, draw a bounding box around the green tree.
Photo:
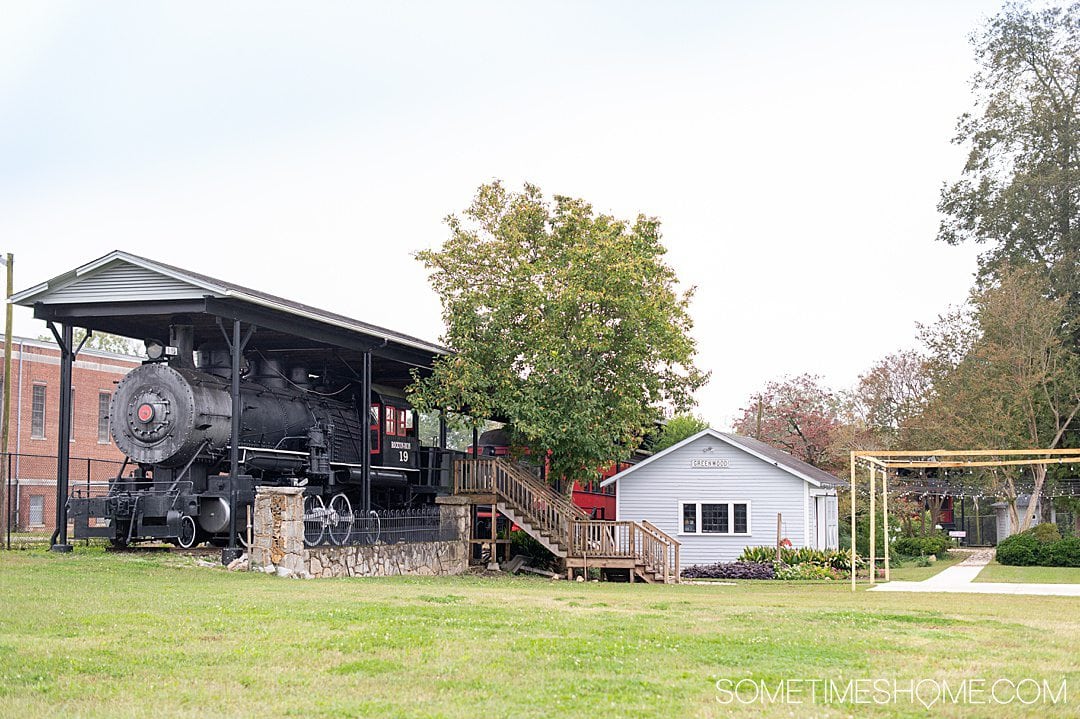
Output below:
[38,328,139,356]
[410,182,708,483]
[920,265,1080,530]
[938,1,1080,323]
[650,413,710,453]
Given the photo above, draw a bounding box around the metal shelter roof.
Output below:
[11,250,450,389]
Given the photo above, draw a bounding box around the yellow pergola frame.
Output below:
[849,448,1080,591]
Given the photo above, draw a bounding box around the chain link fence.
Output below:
[3,453,127,549]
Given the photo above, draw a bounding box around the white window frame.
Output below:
[31,383,47,439]
[29,494,45,527]
[678,500,752,536]
[97,391,111,444]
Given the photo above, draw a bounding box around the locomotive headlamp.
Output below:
[143,338,178,362]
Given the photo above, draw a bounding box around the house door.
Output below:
[815,496,827,550]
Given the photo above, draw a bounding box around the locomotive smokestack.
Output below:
[169,319,195,369]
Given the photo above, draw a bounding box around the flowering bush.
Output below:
[773,563,840,580]
[737,546,859,571]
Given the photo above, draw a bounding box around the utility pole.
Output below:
[755,394,763,439]
[1,253,12,539]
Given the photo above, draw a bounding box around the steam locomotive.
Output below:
[70,329,439,548]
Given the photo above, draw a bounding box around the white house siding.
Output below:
[616,434,809,569]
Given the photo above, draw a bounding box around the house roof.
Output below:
[10,250,450,389]
[600,428,846,489]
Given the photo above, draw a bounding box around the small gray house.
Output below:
[601,428,843,570]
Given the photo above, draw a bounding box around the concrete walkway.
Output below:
[870,549,1080,597]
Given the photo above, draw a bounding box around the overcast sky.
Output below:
[1,1,1002,428]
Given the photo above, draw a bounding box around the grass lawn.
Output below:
[974,561,1080,584]
[2,549,1079,718]
[884,550,966,582]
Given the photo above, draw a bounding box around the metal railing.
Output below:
[3,452,127,548]
[303,505,454,548]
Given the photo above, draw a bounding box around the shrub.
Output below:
[737,546,858,571]
[1031,522,1062,544]
[996,531,1039,566]
[1048,537,1080,567]
[996,525,1080,566]
[893,534,952,558]
[774,563,838,580]
[681,561,775,580]
[509,530,556,570]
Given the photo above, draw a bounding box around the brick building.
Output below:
[2,336,141,531]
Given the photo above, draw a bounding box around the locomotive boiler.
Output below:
[70,333,424,548]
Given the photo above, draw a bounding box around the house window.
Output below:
[31,384,46,439]
[98,392,111,443]
[679,501,751,535]
[701,503,729,533]
[29,494,45,526]
[682,503,697,533]
[733,503,748,534]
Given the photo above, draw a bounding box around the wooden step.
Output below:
[496,502,567,558]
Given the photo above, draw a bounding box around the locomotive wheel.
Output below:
[303,495,326,547]
[327,493,353,546]
[177,515,197,549]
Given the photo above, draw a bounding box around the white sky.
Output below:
[0,1,1000,428]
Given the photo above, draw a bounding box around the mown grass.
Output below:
[974,562,1080,584]
[1,548,1078,718]
[885,550,966,582]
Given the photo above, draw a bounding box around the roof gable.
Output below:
[20,254,226,305]
[600,428,844,488]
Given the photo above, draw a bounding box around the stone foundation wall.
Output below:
[306,539,467,577]
[250,488,471,579]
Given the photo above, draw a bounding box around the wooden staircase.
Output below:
[454,458,680,583]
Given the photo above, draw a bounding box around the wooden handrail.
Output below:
[454,458,585,545]
[454,458,680,582]
[641,520,677,546]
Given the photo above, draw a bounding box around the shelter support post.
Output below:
[869,462,876,585]
[882,466,890,582]
[360,350,371,514]
[222,318,254,565]
[850,451,856,592]
[49,323,75,552]
[46,322,88,552]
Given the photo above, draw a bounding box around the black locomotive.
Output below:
[70,329,441,548]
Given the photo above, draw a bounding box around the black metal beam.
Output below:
[202,298,438,368]
[33,299,209,321]
[48,322,74,552]
[360,351,372,513]
[221,319,251,566]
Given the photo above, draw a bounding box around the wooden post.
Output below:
[775,513,782,563]
[869,464,876,585]
[850,452,856,592]
[488,503,499,570]
[882,466,890,582]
